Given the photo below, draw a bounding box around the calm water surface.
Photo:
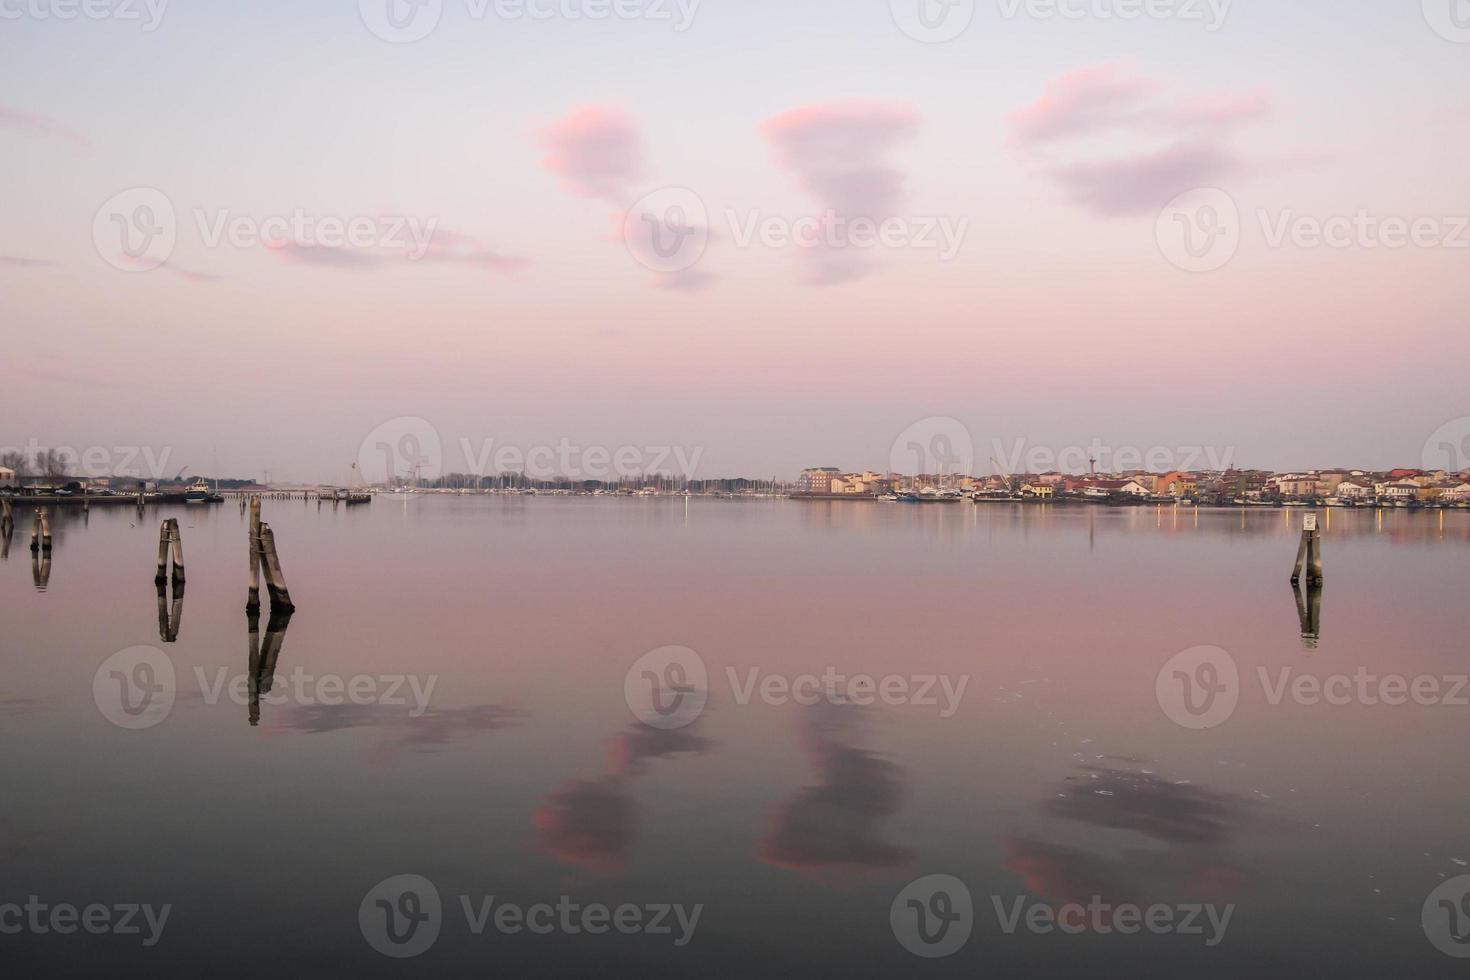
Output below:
[2,497,1468,977]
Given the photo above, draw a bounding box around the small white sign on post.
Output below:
[1303,514,1318,532]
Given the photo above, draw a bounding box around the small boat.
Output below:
[184,479,211,503]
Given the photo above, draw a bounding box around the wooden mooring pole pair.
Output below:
[246,498,295,614]
[154,519,185,587]
[29,508,51,556]
[1289,513,1324,588]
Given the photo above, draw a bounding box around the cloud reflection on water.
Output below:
[757,700,912,875]
[535,723,713,874]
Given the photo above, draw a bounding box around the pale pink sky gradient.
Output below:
[1,2,1468,481]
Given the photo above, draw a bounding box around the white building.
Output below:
[0,466,15,488]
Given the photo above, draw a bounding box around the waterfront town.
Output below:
[1,450,1468,509]
[793,466,1470,508]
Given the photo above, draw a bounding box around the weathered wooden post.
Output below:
[31,509,51,555]
[246,497,262,613]
[154,521,171,585]
[1290,512,1324,587]
[168,518,185,587]
[257,522,295,613]
[1,495,13,533]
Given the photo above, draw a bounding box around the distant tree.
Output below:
[0,450,27,477]
[35,448,71,480]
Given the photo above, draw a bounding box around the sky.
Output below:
[3,0,1469,484]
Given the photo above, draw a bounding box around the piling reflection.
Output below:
[535,722,712,874]
[1292,583,1324,649]
[156,582,185,643]
[756,700,912,874]
[247,608,293,727]
[31,553,50,590]
[1,524,11,561]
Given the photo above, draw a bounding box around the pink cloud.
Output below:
[265,229,527,275]
[419,229,530,274]
[1009,64,1161,145]
[538,106,645,202]
[0,105,87,148]
[762,101,921,285]
[763,101,920,217]
[1049,141,1241,217]
[1010,65,1271,216]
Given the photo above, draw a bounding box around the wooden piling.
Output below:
[154,521,171,584]
[1,495,13,533]
[257,523,295,612]
[1290,513,1324,587]
[168,519,185,587]
[246,497,262,613]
